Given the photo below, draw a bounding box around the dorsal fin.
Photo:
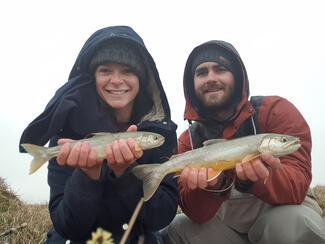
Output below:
[203,138,227,147]
[90,132,113,138]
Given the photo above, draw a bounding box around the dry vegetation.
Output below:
[313,185,325,217]
[0,177,324,243]
[0,177,52,244]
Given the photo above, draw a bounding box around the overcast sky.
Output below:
[1,0,324,204]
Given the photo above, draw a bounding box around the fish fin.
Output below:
[21,144,52,174]
[263,175,269,184]
[241,153,261,164]
[173,171,182,178]
[132,164,165,201]
[90,132,113,137]
[134,142,141,152]
[131,164,161,180]
[207,170,223,182]
[203,138,227,147]
[169,153,185,160]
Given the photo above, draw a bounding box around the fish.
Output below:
[21,131,165,174]
[131,133,301,201]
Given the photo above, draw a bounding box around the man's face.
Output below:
[194,62,236,109]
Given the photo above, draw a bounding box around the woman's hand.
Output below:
[56,139,103,180]
[105,125,143,177]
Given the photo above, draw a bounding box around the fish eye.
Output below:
[281,137,288,143]
[154,136,158,140]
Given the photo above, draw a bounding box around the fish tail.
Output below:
[21,143,52,174]
[132,164,165,201]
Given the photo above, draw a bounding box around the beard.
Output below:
[195,81,237,111]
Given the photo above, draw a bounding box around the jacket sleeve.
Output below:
[178,130,229,224]
[247,96,312,204]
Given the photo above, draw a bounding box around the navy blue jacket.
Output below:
[20,26,178,243]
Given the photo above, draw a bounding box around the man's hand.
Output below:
[56,139,102,180]
[179,167,223,190]
[105,125,143,177]
[236,152,281,182]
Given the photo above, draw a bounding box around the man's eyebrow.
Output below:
[195,67,207,73]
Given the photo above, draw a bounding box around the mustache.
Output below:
[202,82,225,92]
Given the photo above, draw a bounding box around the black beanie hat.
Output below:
[191,45,239,77]
[89,42,145,79]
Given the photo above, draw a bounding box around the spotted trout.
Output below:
[132,133,301,201]
[21,131,165,174]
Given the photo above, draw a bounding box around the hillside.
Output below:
[0,177,324,243]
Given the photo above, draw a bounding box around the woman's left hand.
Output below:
[105,125,143,177]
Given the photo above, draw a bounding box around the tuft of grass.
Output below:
[0,177,52,243]
[313,185,325,217]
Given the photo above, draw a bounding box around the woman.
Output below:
[19,26,178,243]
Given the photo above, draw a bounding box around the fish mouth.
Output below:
[283,138,301,153]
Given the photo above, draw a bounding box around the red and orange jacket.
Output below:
[178,40,312,224]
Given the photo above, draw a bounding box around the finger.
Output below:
[251,158,269,180]
[242,162,259,182]
[236,163,248,181]
[198,168,208,189]
[127,124,137,132]
[118,139,134,163]
[87,148,98,167]
[112,140,124,164]
[127,138,143,159]
[57,142,71,166]
[105,144,115,165]
[179,167,190,186]
[67,142,82,167]
[58,138,73,145]
[78,142,91,168]
[187,168,199,190]
[207,168,220,186]
[261,153,281,169]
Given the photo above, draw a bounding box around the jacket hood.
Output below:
[183,40,250,122]
[20,26,172,151]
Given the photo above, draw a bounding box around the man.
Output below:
[163,41,325,244]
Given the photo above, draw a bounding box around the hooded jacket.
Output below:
[19,26,178,243]
[178,40,312,228]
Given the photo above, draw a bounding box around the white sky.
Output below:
[0,0,324,204]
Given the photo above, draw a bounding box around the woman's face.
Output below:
[95,63,140,113]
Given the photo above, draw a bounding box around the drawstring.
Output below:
[187,120,194,150]
[251,116,257,135]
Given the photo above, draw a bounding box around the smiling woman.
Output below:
[19,25,178,244]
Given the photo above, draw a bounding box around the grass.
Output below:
[0,176,324,243]
[0,177,52,243]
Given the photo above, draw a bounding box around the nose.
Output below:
[110,72,123,85]
[206,70,217,82]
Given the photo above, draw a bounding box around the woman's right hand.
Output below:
[56,139,103,180]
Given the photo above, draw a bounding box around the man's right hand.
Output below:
[179,167,223,190]
[56,139,103,180]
